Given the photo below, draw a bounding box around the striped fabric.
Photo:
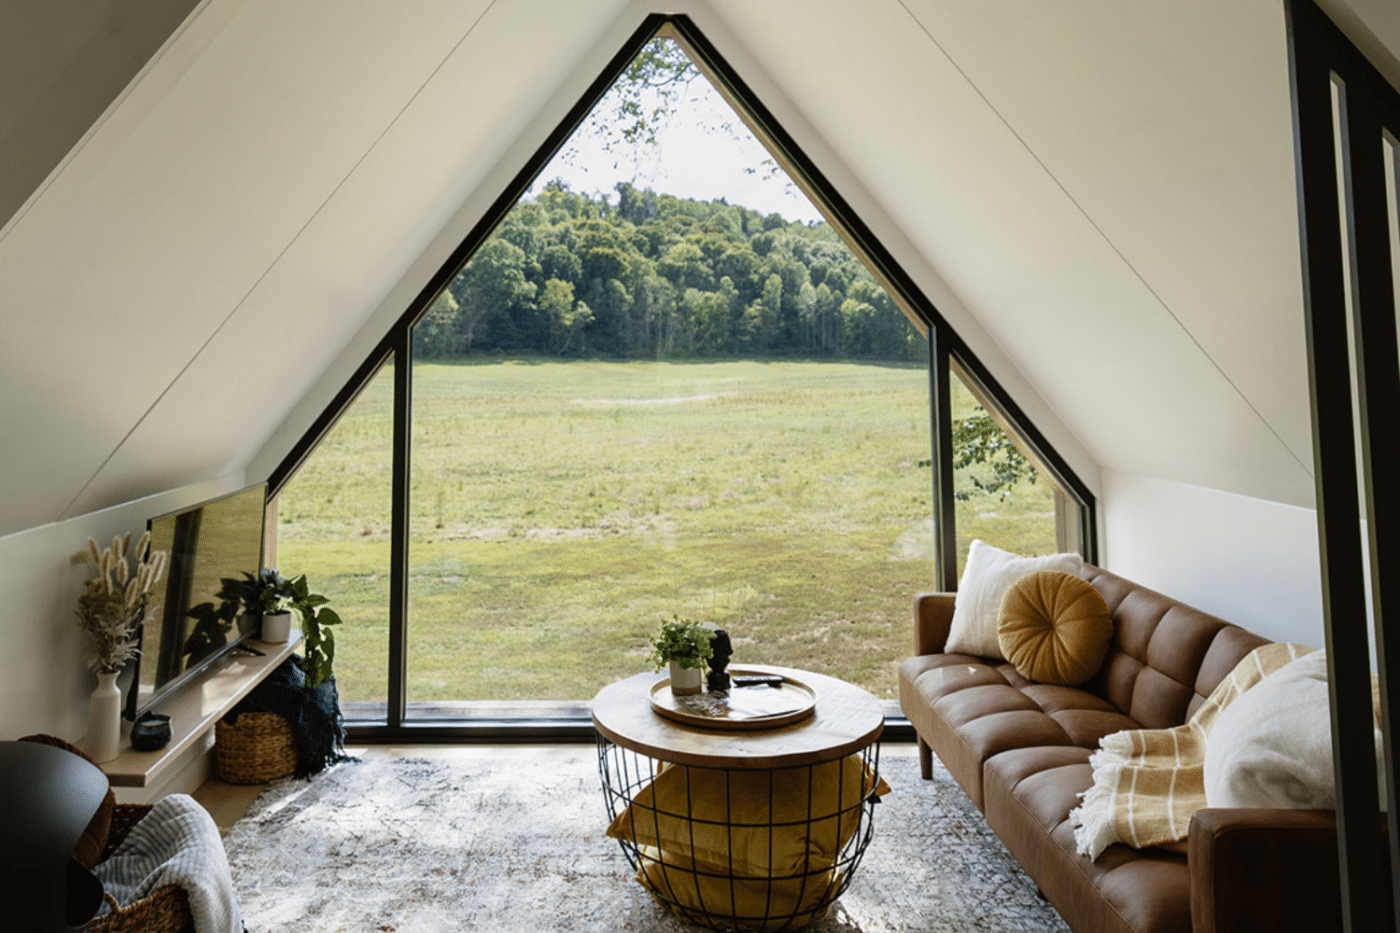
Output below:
[1069,641,1314,860]
[94,793,242,932]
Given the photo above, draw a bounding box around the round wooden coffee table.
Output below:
[593,665,886,931]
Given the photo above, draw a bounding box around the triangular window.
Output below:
[269,18,1094,731]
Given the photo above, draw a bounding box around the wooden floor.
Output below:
[192,741,918,833]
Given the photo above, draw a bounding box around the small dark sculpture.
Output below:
[707,629,733,692]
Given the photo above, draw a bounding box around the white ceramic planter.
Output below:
[260,611,293,643]
[669,662,703,696]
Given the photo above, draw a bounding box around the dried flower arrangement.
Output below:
[75,532,168,674]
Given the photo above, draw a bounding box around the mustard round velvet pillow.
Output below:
[997,570,1112,686]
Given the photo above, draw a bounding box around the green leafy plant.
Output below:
[216,568,341,689]
[287,573,341,689]
[647,616,715,671]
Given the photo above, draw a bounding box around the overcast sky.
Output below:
[526,69,824,225]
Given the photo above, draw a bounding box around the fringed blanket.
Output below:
[1069,641,1314,860]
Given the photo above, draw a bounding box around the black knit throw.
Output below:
[225,656,352,779]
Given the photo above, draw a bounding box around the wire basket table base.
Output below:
[597,736,883,932]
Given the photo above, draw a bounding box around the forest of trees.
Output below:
[411,181,924,363]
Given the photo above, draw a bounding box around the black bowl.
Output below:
[130,713,172,752]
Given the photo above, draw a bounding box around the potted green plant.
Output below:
[218,569,296,643]
[648,616,715,696]
[216,569,340,687]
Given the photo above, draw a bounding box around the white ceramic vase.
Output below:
[669,661,703,696]
[86,671,122,763]
[260,610,292,643]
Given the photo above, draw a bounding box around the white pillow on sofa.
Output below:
[1204,648,1386,810]
[944,539,1083,659]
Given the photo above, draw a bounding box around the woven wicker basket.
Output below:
[214,711,297,784]
[85,804,194,933]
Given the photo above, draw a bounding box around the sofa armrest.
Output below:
[1189,808,1357,933]
[913,592,955,656]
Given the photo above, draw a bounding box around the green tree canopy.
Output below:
[412,182,919,363]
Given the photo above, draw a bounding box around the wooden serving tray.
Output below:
[649,667,817,730]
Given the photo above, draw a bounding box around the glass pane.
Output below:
[405,358,930,710]
[950,370,1059,577]
[400,37,933,711]
[275,361,394,722]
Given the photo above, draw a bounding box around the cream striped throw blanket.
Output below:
[1069,641,1314,860]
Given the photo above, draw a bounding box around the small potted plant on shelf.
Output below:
[218,568,296,643]
[216,570,340,687]
[648,616,715,696]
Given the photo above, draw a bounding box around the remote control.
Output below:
[732,675,784,689]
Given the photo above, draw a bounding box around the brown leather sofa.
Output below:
[898,563,1354,933]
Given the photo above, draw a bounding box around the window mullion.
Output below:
[387,328,412,730]
[928,326,958,592]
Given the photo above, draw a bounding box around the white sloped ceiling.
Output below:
[2,0,1397,540]
[0,0,629,536]
[708,0,1316,508]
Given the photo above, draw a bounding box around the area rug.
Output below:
[221,750,1070,933]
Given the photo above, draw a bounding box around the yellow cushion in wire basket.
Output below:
[607,755,889,877]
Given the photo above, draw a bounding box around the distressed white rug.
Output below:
[222,750,1069,933]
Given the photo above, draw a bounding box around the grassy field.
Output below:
[276,358,1057,706]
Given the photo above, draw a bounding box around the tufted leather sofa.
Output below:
[897,563,1359,933]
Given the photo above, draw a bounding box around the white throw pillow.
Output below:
[1204,649,1386,810]
[944,540,1083,659]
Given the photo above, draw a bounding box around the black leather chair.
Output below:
[0,740,110,931]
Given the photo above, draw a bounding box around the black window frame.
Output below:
[266,13,1096,741]
[1286,1,1400,929]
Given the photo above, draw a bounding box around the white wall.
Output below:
[0,475,243,743]
[1100,469,1325,648]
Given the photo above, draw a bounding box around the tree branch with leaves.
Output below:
[950,412,1038,501]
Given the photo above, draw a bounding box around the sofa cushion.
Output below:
[898,652,1140,809]
[945,540,1083,659]
[1021,685,1144,749]
[1079,566,1271,728]
[998,570,1113,686]
[984,747,1192,933]
[635,845,836,930]
[607,755,888,876]
[1203,649,1379,810]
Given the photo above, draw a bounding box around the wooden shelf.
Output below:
[90,632,301,787]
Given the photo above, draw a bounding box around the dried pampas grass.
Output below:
[75,533,167,674]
